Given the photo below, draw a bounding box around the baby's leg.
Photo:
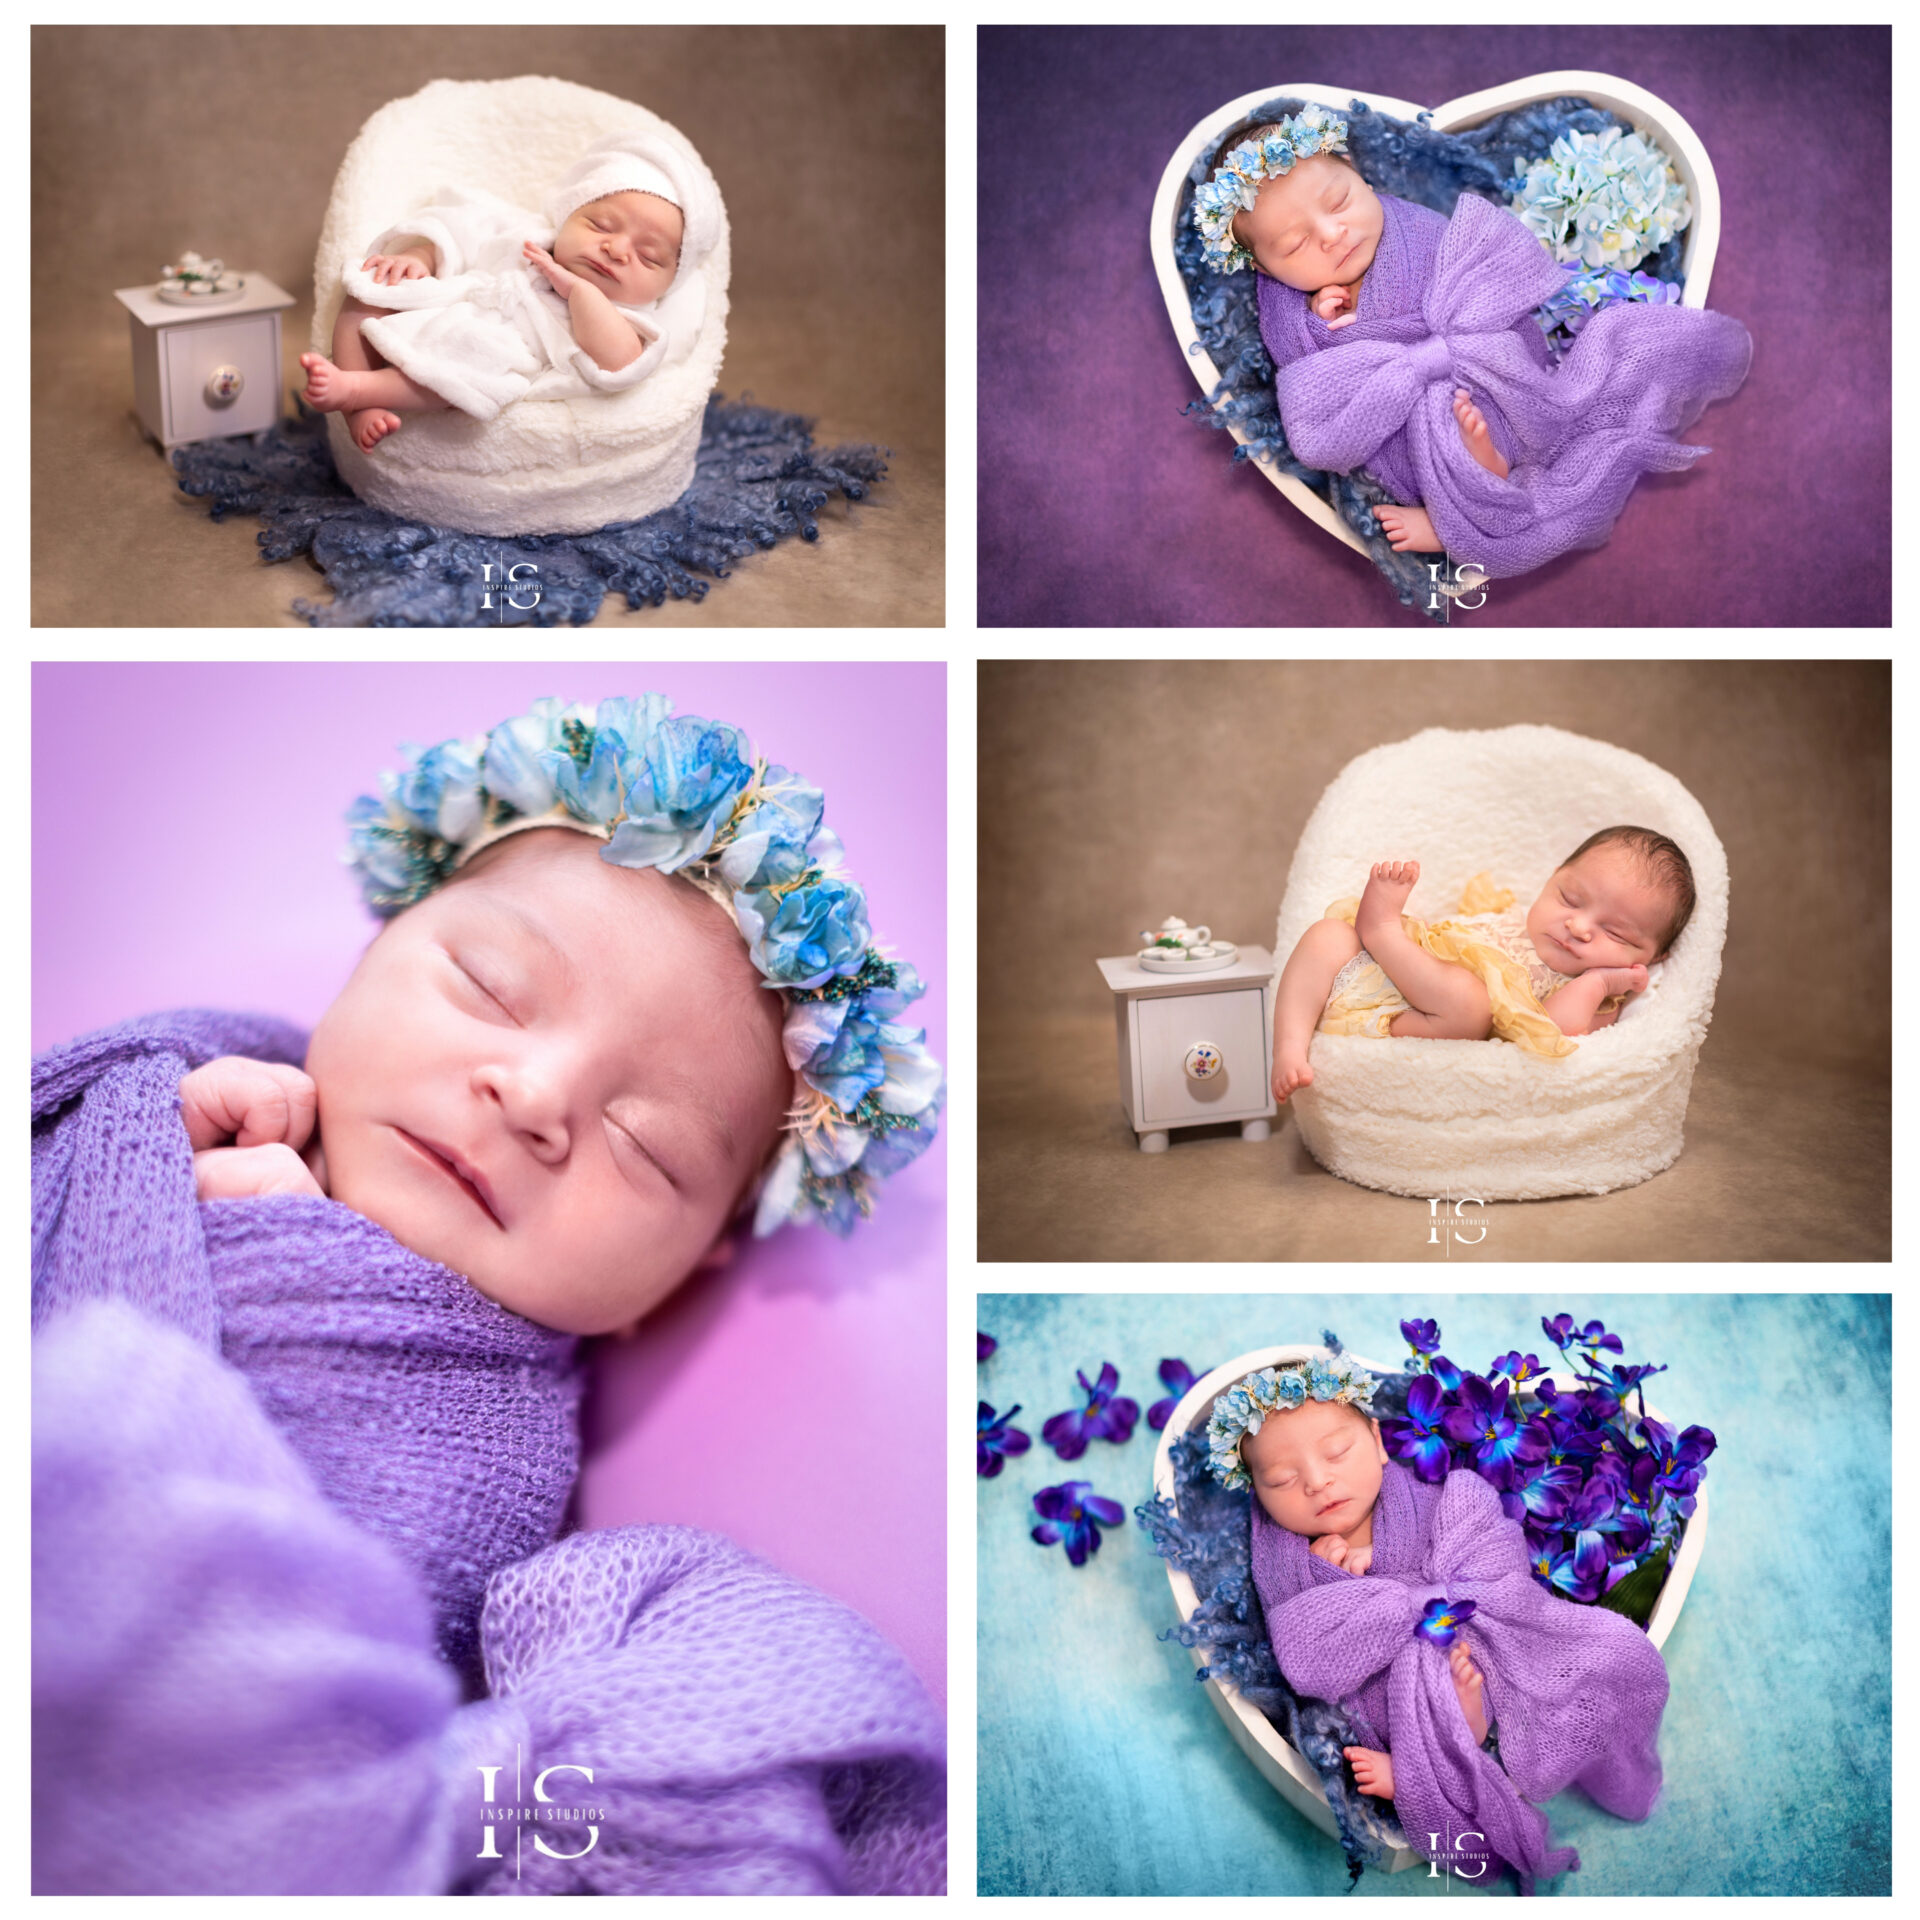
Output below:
[1450,1641,1489,1745]
[1356,862,1492,1038]
[301,307,451,451]
[1271,916,1362,1104]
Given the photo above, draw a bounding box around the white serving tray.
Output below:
[1151,1342,1709,1872]
[1149,73,1723,561]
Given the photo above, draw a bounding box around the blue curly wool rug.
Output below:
[170,396,886,627]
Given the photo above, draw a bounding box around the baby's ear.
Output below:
[694,1230,740,1274]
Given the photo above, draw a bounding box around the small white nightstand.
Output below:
[1095,946,1277,1153]
[113,275,297,450]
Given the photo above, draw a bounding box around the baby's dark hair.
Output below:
[1561,825,1696,955]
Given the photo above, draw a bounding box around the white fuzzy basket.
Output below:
[1149,73,1722,559]
[1152,1343,1709,1873]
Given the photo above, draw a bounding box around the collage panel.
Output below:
[35,21,942,629]
[977,1290,1891,1896]
[979,24,1886,628]
[980,658,1890,1262]
[31,661,946,1893]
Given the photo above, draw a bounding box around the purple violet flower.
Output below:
[1031,1481,1125,1565]
[1532,1533,1610,1602]
[977,1401,1031,1478]
[1041,1362,1140,1460]
[1427,1353,1465,1393]
[1400,1317,1442,1358]
[1497,1430,1587,1527]
[1147,1358,1203,1431]
[1442,1375,1543,1484]
[1489,1350,1546,1385]
[1381,1372,1454,1483]
[1413,1596,1478,1647]
[978,1331,997,1362]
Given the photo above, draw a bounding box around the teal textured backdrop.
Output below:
[976,1292,1889,1896]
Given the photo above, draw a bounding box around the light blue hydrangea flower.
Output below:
[715,763,827,890]
[385,736,485,843]
[603,713,756,874]
[733,874,873,989]
[1508,125,1691,273]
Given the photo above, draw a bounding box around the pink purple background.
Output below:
[32,661,947,1700]
[979,24,1890,626]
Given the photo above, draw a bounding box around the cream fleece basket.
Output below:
[313,76,729,537]
[1153,1343,1709,1872]
[1277,724,1727,1200]
[1150,73,1722,560]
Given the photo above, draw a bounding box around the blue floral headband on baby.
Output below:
[1205,1356,1378,1491]
[343,695,942,1237]
[1191,104,1351,275]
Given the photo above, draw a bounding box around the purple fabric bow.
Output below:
[1258,191,1753,579]
[1252,1462,1668,1892]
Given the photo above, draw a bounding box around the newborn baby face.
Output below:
[1239,152,1382,291]
[553,190,684,306]
[304,828,791,1337]
[1240,1397,1388,1536]
[1526,843,1673,974]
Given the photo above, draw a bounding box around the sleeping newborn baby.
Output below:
[300,128,719,450]
[1193,106,1752,576]
[1221,1357,1670,1889]
[1271,824,1695,1102]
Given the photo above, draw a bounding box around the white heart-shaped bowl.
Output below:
[1150,74,1723,560]
[1152,1343,1710,1873]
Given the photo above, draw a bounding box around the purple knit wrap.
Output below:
[1252,1462,1668,1892]
[31,1013,945,1893]
[32,1010,583,1681]
[1257,191,1753,579]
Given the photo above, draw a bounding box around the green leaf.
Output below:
[1596,1538,1671,1626]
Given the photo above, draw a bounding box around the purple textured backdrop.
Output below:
[979,25,1890,627]
[31,660,947,1699]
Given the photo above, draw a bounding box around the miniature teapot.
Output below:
[1138,915,1213,955]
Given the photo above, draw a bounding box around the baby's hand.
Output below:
[523,241,585,298]
[180,1056,317,1154]
[1597,963,1650,997]
[361,252,430,286]
[1311,283,1357,331]
[1310,1532,1351,1569]
[1345,1544,1373,1576]
[194,1143,325,1203]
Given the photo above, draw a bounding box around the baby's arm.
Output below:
[521,242,645,371]
[1544,965,1647,1036]
[180,1056,325,1201]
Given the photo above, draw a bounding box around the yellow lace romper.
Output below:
[1315,872,1588,1060]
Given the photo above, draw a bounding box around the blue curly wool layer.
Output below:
[1133,1341,1419,1884]
[1176,96,1684,624]
[170,396,887,628]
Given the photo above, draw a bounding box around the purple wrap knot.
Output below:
[1257,189,1752,575]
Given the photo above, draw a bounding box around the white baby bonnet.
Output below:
[543,128,722,372]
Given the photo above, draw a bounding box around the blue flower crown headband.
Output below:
[1205,1356,1378,1491]
[343,695,942,1238]
[1191,104,1351,275]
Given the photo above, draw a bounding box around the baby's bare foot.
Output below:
[299,352,374,415]
[1449,1641,1489,1746]
[347,407,403,452]
[1374,503,1443,553]
[1344,1745,1395,1800]
[1454,389,1510,479]
[1272,1051,1314,1105]
[1356,860,1419,948]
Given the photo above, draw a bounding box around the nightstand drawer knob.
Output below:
[205,364,244,405]
[1183,1043,1223,1081]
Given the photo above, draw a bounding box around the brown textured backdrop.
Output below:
[32,23,943,626]
[979,660,1890,1261]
